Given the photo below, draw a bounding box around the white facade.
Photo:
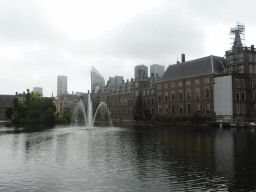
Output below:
[57,76,67,95]
[214,76,233,116]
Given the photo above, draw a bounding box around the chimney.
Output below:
[251,45,254,52]
[72,91,74,95]
[122,80,124,84]
[181,53,185,63]
[131,78,133,82]
[16,92,18,96]
[127,79,129,82]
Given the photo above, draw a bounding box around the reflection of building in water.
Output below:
[214,130,234,177]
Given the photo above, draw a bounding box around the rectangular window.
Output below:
[249,65,253,74]
[164,84,168,89]
[242,105,245,114]
[179,90,183,100]
[171,83,175,88]
[158,92,161,101]
[172,105,175,114]
[241,92,245,101]
[148,99,150,105]
[254,92,256,102]
[254,65,256,74]
[236,79,240,88]
[165,92,168,101]
[152,108,154,114]
[171,91,175,100]
[179,104,183,114]
[205,87,210,99]
[186,81,191,86]
[135,82,138,88]
[206,103,210,114]
[237,92,240,101]
[143,90,145,96]
[165,105,168,114]
[253,79,256,88]
[238,65,244,73]
[187,104,191,114]
[152,99,155,105]
[196,103,200,113]
[158,85,161,90]
[195,88,200,99]
[236,105,240,115]
[241,79,244,88]
[204,78,209,84]
[195,79,199,85]
[158,105,161,114]
[147,90,150,95]
[152,89,155,95]
[178,82,182,87]
[187,89,191,100]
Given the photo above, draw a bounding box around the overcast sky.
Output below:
[1,0,256,97]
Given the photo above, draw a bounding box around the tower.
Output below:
[57,75,67,95]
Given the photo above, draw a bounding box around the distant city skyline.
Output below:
[1,1,256,97]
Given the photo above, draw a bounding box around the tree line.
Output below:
[4,89,72,124]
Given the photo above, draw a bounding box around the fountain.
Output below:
[72,93,113,127]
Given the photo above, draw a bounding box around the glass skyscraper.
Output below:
[33,87,43,95]
[134,65,148,79]
[150,64,165,78]
[57,75,67,95]
[91,67,105,93]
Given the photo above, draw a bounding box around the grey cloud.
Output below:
[103,7,207,63]
[0,1,63,42]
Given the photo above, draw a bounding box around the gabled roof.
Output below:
[159,55,225,82]
[142,76,160,89]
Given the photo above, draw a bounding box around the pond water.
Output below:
[0,122,256,191]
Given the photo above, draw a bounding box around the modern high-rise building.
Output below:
[135,65,148,79]
[150,64,165,78]
[33,87,43,95]
[57,75,67,95]
[91,67,105,93]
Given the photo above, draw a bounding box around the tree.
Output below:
[4,106,14,120]
[44,108,56,124]
[133,94,144,121]
[63,112,72,123]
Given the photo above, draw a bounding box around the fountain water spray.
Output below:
[73,92,113,127]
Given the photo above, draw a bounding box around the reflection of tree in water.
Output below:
[24,126,55,161]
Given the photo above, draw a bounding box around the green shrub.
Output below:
[55,117,68,124]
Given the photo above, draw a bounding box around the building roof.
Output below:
[0,95,16,101]
[55,94,77,101]
[142,76,160,89]
[159,55,225,82]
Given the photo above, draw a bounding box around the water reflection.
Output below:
[0,123,256,191]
